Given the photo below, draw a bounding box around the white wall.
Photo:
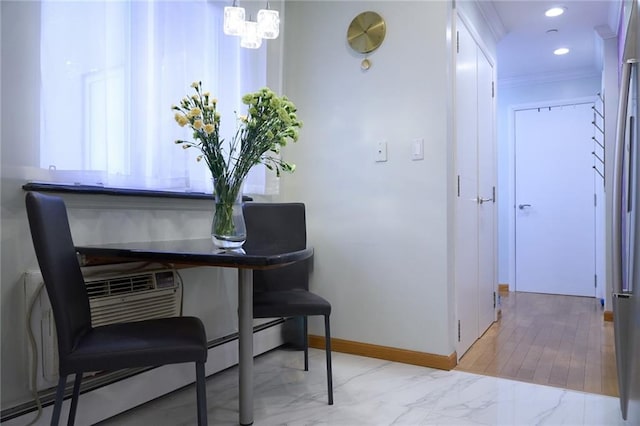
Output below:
[2,1,43,407]
[496,75,602,285]
[278,1,457,355]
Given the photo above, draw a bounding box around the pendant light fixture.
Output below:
[241,20,263,49]
[223,1,280,48]
[223,0,245,36]
[257,3,279,39]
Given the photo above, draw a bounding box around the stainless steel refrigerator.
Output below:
[614,1,640,421]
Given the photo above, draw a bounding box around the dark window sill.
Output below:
[22,182,253,201]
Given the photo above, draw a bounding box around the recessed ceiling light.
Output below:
[545,7,565,17]
[554,47,570,55]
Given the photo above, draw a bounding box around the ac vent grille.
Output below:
[86,273,155,299]
[84,270,181,327]
[89,290,179,327]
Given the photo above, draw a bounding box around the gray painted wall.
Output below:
[279,0,476,355]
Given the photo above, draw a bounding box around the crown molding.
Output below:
[595,24,617,40]
[609,0,623,38]
[498,68,601,89]
[475,0,506,42]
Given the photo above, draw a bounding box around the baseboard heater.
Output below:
[5,266,288,425]
[1,319,286,424]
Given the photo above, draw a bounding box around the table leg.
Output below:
[238,268,253,425]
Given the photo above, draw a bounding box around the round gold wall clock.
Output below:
[347,11,386,55]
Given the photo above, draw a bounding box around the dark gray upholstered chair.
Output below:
[243,202,333,405]
[25,192,208,425]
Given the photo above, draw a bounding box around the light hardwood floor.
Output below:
[455,291,618,397]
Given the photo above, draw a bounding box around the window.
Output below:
[39,0,268,195]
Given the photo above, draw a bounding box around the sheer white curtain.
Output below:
[39,0,267,194]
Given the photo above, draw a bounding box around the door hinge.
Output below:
[458,320,461,342]
[493,291,496,308]
[595,274,597,288]
[457,175,460,197]
[493,186,496,203]
[456,31,460,53]
[594,193,597,207]
[492,81,495,98]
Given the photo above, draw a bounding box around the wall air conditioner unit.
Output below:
[25,267,182,393]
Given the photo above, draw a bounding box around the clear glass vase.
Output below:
[211,182,246,249]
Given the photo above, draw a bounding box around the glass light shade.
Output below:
[545,7,565,17]
[240,21,262,49]
[224,6,246,36]
[257,8,279,39]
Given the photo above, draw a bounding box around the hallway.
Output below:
[456,291,618,397]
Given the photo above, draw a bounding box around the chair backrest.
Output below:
[25,192,92,363]
[243,202,308,292]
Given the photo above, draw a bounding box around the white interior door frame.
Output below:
[454,9,498,358]
[507,96,598,294]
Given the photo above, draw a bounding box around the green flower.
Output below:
[242,93,254,104]
[172,83,303,236]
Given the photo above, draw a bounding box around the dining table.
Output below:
[74,238,314,426]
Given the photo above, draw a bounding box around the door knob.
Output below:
[474,197,494,204]
[518,204,531,210]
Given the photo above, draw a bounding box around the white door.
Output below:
[455,18,478,356]
[477,48,496,333]
[514,103,595,297]
[593,96,605,302]
[455,17,496,358]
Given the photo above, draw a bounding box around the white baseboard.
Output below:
[3,323,285,426]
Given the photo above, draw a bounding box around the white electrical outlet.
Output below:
[376,141,387,162]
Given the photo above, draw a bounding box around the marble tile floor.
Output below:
[97,348,628,425]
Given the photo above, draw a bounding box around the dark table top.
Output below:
[75,238,313,269]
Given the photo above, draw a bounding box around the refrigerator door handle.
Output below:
[613,61,633,295]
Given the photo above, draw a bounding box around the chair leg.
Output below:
[303,316,309,371]
[195,361,208,426]
[51,375,67,426]
[324,315,333,405]
[67,373,83,426]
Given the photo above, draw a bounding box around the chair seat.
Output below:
[253,289,331,318]
[62,316,207,375]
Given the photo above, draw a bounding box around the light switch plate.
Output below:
[411,138,424,160]
[376,141,387,162]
